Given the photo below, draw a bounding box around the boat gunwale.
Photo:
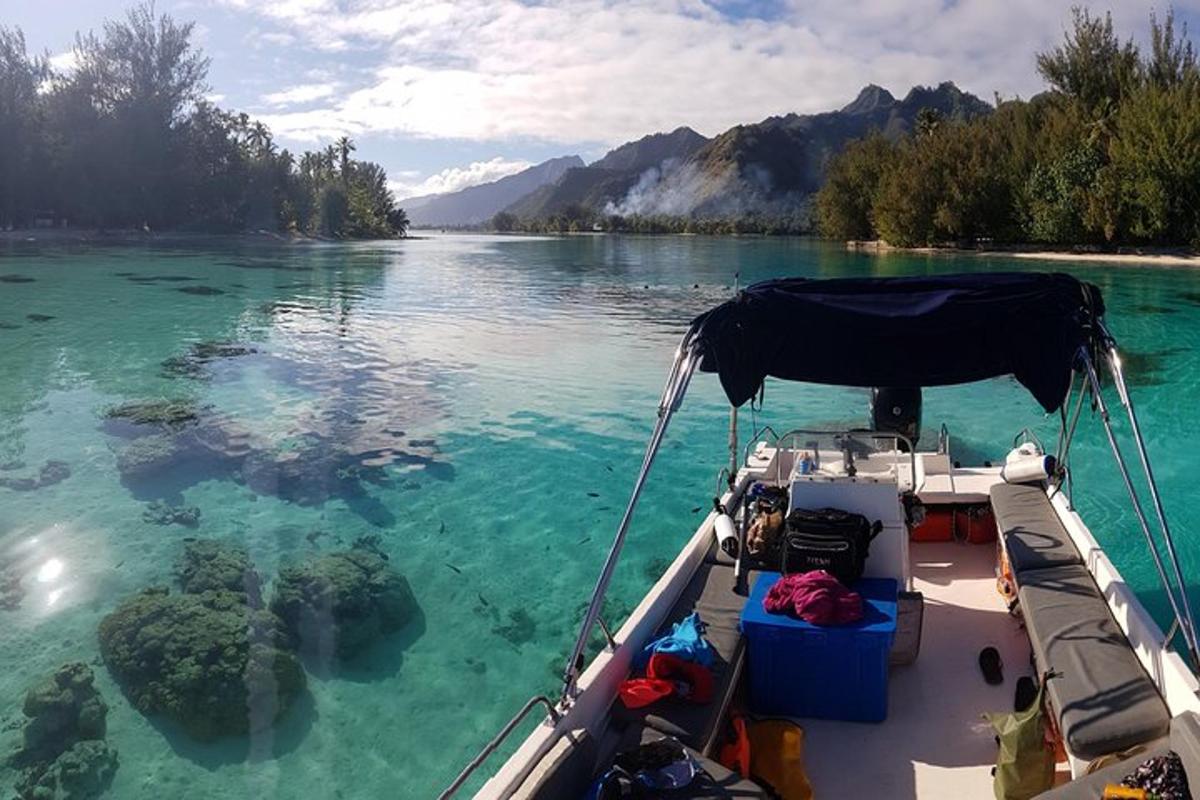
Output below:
[476,451,1200,796]
[474,473,754,798]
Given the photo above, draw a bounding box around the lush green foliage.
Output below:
[0,4,406,238]
[490,209,809,236]
[817,9,1200,248]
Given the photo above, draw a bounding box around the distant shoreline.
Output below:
[0,228,414,245]
[846,240,1200,268]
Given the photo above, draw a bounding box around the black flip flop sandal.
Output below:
[979,646,1003,685]
[1014,675,1037,711]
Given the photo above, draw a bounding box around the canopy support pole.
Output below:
[560,334,701,704]
[727,406,739,487]
[1100,330,1200,666]
[1050,372,1087,504]
[1080,350,1200,666]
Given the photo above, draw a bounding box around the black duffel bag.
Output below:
[781,507,883,584]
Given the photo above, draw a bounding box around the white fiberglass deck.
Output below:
[801,540,1046,798]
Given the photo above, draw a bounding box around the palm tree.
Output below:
[336,135,355,183]
[387,206,409,237]
[915,107,942,138]
[247,121,274,157]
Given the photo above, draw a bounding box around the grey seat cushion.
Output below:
[991,483,1083,574]
[1020,564,1170,759]
[620,560,749,754]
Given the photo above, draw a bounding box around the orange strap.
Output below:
[717,713,751,778]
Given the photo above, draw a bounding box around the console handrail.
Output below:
[770,427,918,489]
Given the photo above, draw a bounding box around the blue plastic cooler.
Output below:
[739,573,898,722]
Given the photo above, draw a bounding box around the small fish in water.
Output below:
[114,561,124,569]
[477,592,490,607]
[605,464,614,472]
[445,563,462,574]
[598,506,612,511]
[587,492,600,498]
[439,520,446,535]
[577,536,591,545]
[691,506,702,514]
[182,537,197,542]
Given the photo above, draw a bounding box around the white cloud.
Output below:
[221,0,1200,146]
[391,157,534,200]
[262,82,338,106]
[205,93,227,104]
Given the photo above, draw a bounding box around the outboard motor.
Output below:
[870,387,922,451]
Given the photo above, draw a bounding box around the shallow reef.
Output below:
[103,399,204,430]
[270,543,419,662]
[0,461,70,492]
[1,561,23,610]
[113,435,186,480]
[1118,347,1187,387]
[175,539,261,605]
[160,341,257,380]
[492,608,537,647]
[98,542,305,741]
[174,285,225,296]
[7,663,118,800]
[142,501,201,528]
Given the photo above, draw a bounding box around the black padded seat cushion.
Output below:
[991,483,1083,574]
[616,560,748,754]
[1019,564,1170,760]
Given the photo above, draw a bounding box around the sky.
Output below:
[10,0,1200,200]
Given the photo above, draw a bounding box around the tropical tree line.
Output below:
[816,9,1200,249]
[490,209,810,236]
[0,4,407,237]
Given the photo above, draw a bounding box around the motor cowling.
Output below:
[870,387,921,451]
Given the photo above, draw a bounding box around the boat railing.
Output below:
[438,695,562,800]
[741,425,916,488]
[1012,426,1046,452]
[1074,336,1200,667]
[741,424,780,471]
[770,427,917,488]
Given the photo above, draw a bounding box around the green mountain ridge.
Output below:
[504,82,992,224]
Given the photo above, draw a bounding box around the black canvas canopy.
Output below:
[688,272,1105,412]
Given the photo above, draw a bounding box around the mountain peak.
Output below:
[899,82,992,117]
[590,127,710,172]
[841,84,896,115]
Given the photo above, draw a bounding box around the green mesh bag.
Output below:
[983,671,1057,800]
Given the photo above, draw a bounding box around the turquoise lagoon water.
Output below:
[1,234,1199,797]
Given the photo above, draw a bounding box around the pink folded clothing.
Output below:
[763,570,864,625]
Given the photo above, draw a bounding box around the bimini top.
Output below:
[688,272,1105,412]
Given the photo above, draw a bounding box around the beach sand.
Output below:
[846,240,1200,267]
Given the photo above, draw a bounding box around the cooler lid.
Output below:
[739,573,898,635]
